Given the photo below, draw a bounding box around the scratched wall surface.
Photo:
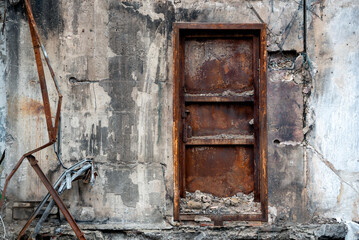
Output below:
[1,0,356,231]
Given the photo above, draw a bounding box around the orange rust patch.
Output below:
[20,98,44,115]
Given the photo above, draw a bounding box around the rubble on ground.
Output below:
[180,190,261,215]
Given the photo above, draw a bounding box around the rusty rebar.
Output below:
[23,156,85,240]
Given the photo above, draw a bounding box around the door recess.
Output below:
[173,23,268,225]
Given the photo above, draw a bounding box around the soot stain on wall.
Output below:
[80,120,108,156]
[31,0,64,39]
[71,0,80,35]
[7,3,22,98]
[105,168,139,207]
[99,0,174,164]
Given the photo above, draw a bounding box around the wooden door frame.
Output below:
[173,23,267,222]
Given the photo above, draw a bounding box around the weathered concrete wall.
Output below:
[3,0,308,227]
[306,0,359,221]
[267,51,308,223]
[0,0,357,236]
[0,0,6,155]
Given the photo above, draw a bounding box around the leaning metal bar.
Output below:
[0,0,62,211]
[17,159,92,238]
[24,0,63,140]
[26,155,86,240]
[0,141,54,209]
[32,164,92,238]
[27,11,54,141]
[24,0,62,96]
[24,0,64,138]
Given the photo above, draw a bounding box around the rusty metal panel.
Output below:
[185,146,254,197]
[186,103,254,137]
[184,38,254,94]
[183,36,256,198]
[173,23,267,222]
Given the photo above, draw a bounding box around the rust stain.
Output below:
[20,97,45,115]
[185,38,253,94]
[185,146,254,197]
[186,103,254,137]
[7,97,45,119]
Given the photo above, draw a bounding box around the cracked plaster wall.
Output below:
[306,0,359,221]
[0,0,357,231]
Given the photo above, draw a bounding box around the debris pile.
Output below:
[180,190,261,215]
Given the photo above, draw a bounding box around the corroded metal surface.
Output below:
[183,36,255,197]
[26,156,86,240]
[18,159,95,239]
[186,103,254,137]
[184,38,254,94]
[173,23,268,221]
[185,146,254,196]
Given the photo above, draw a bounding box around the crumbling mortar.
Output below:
[301,0,314,218]
[32,222,347,240]
[268,51,302,72]
[274,140,303,147]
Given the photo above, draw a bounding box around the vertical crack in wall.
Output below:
[303,0,307,53]
[301,0,312,219]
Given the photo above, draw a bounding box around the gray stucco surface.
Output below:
[306,0,359,221]
[0,0,6,155]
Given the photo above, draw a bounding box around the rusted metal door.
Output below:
[183,36,258,198]
[173,23,267,222]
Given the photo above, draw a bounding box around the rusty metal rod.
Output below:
[27,12,54,141]
[0,141,54,210]
[32,163,92,238]
[24,0,62,97]
[24,156,86,240]
[18,159,92,238]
